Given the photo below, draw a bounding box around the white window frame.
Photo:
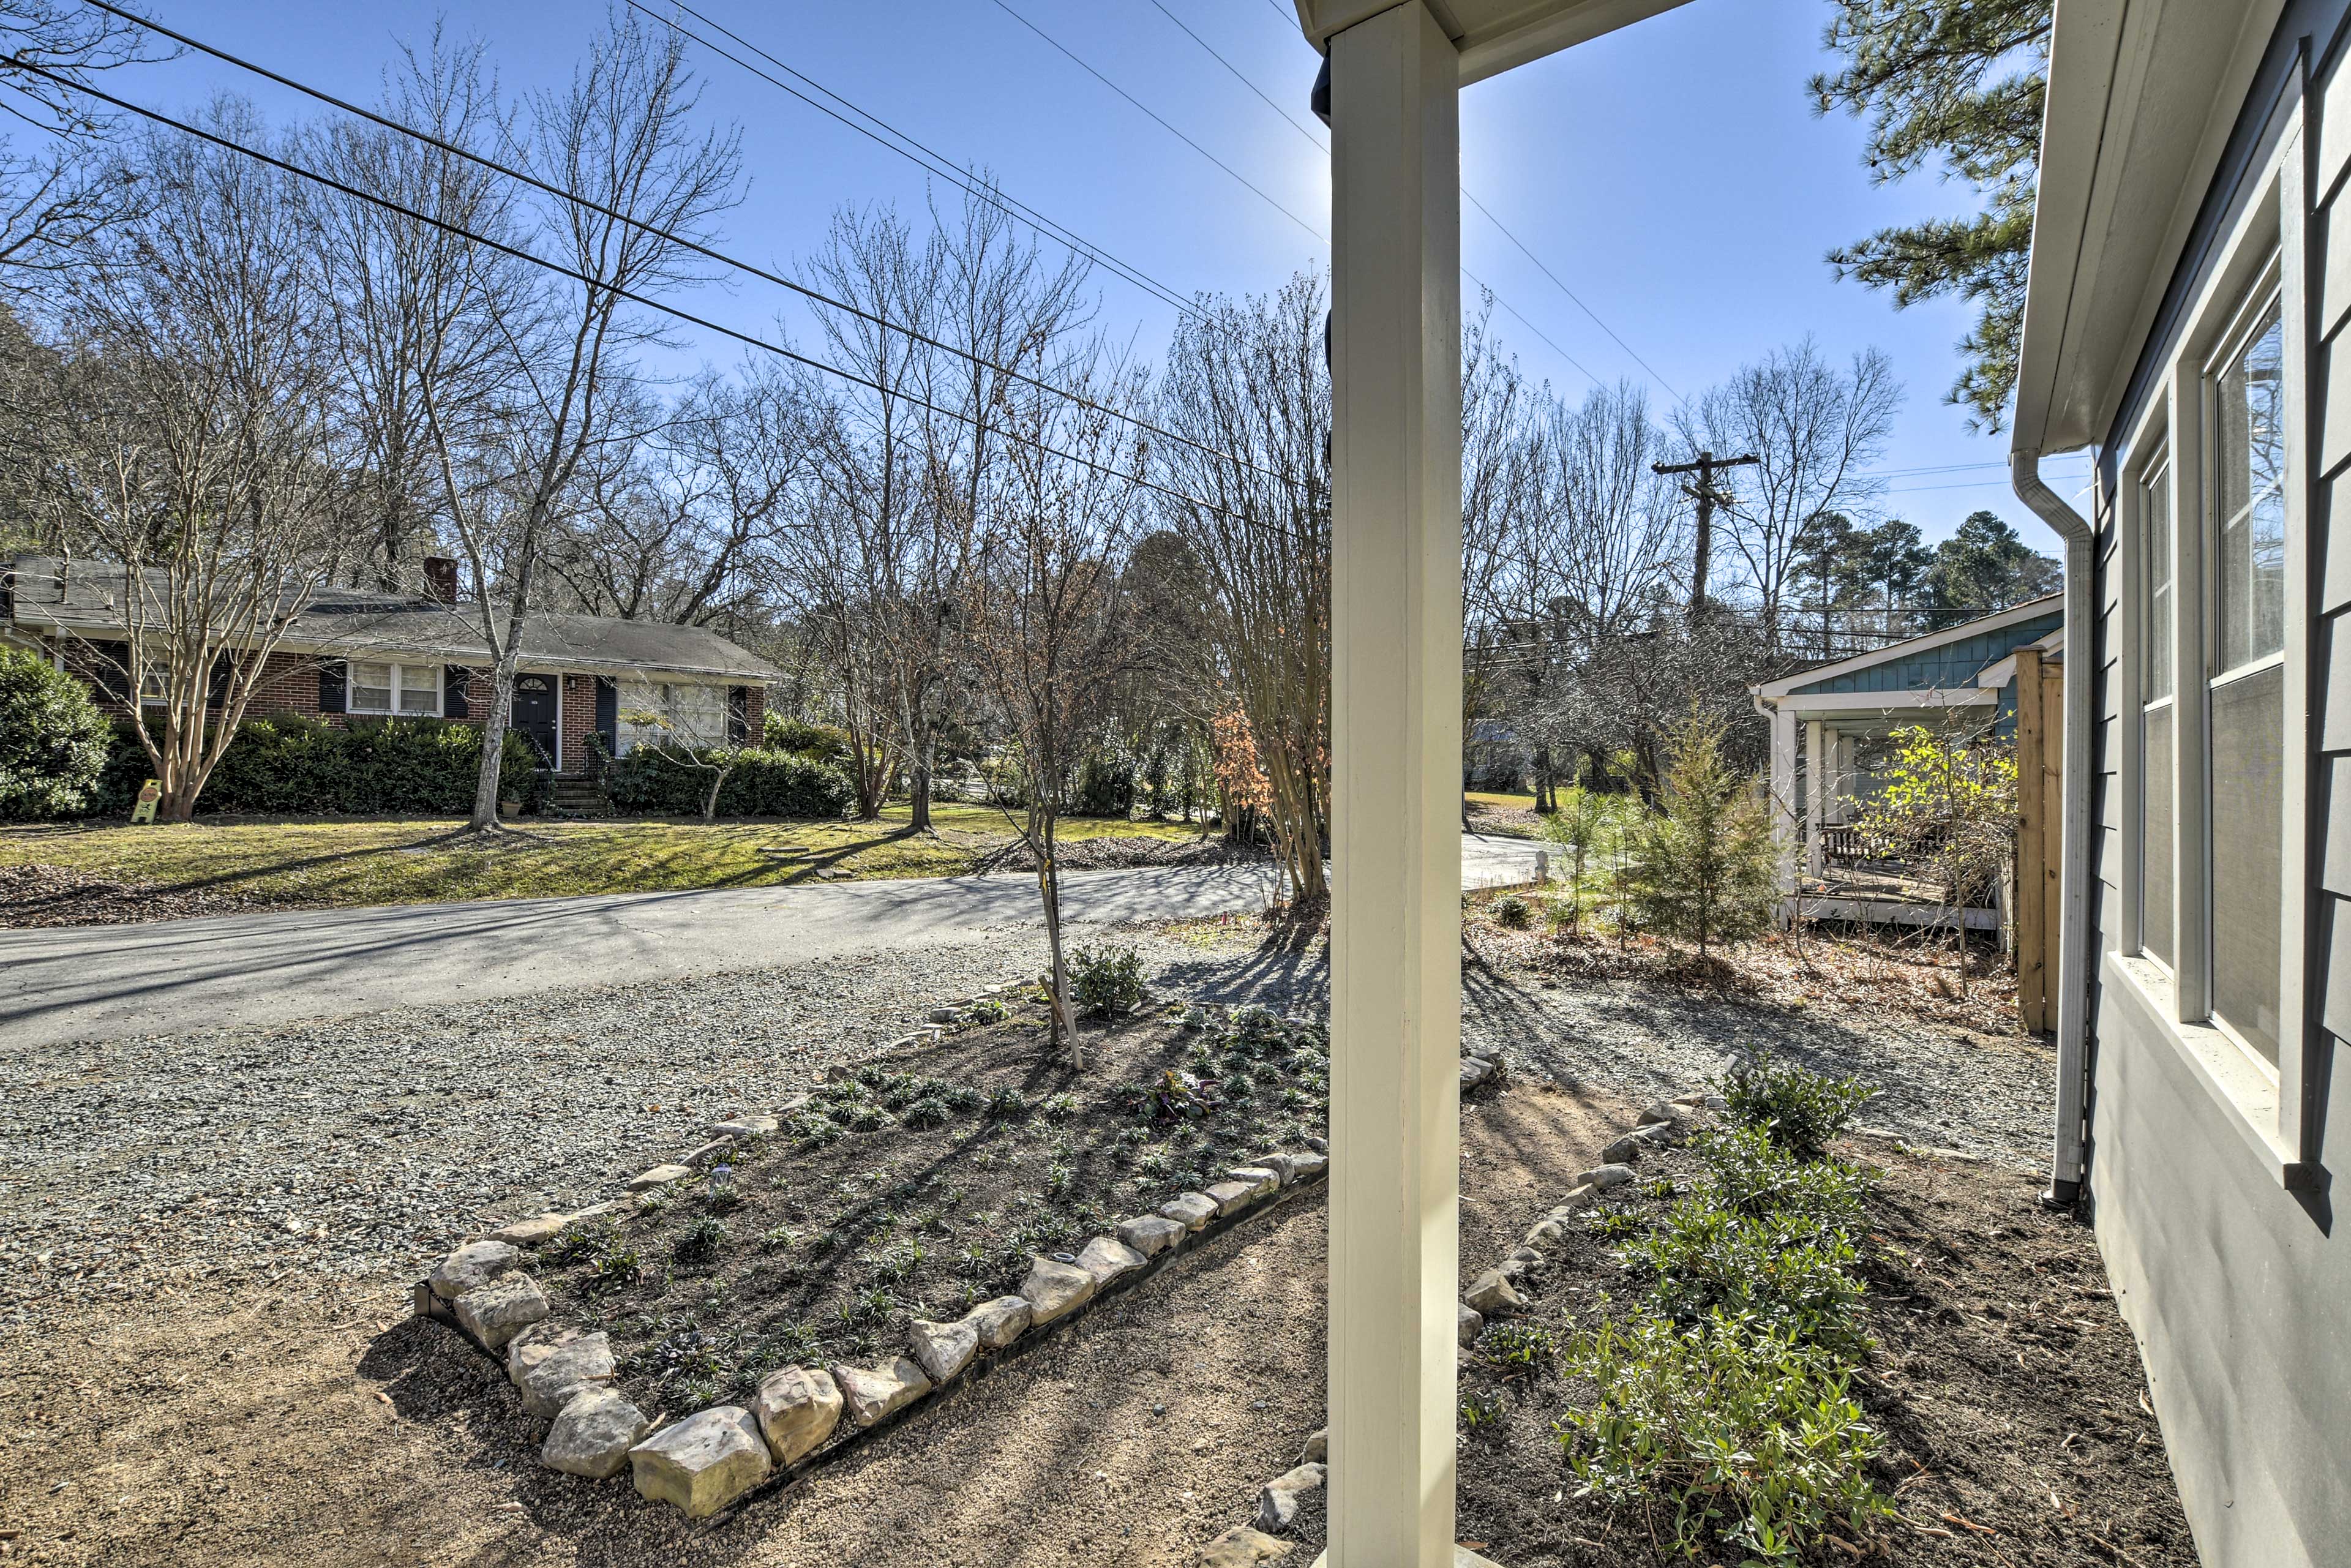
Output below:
[347,659,444,719]
[2101,110,2315,1186]
[2117,418,2173,972]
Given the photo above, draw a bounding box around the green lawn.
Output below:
[0,803,1205,912]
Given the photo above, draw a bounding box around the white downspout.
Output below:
[2012,449,2096,1203]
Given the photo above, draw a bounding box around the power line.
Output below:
[75,0,1280,486]
[633,0,1201,321]
[12,59,1277,530]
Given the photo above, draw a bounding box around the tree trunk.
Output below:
[909,731,933,831]
[703,767,726,822]
[1035,811,1082,1069]
[470,648,519,830]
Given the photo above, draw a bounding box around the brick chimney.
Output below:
[422,556,460,606]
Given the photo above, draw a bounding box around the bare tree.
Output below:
[1154,272,1331,912]
[26,102,354,819]
[421,13,741,830]
[0,1,173,292]
[964,339,1146,1063]
[1673,337,1899,637]
[304,31,519,591]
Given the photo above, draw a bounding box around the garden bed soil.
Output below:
[531,989,1328,1422]
[1426,1133,2195,1568]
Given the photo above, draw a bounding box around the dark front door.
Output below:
[511,672,560,768]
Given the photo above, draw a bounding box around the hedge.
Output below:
[83,715,550,818]
[601,743,853,819]
[0,647,111,820]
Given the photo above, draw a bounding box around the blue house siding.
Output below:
[1787,610,2064,698]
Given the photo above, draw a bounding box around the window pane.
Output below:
[2210,662,2284,1063]
[397,664,438,715]
[2143,703,2173,967]
[2143,466,2172,700]
[2214,306,2285,671]
[351,661,392,711]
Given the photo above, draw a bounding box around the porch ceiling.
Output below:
[1292,0,1694,83]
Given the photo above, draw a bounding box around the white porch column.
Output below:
[1804,719,1826,876]
[1326,5,1461,1566]
[1768,703,1799,896]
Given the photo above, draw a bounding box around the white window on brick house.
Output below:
[615,678,724,755]
[349,660,443,717]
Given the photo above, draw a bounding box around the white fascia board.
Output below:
[1750,595,2065,700]
[1756,688,1997,718]
[1292,0,1695,82]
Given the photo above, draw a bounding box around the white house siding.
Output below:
[2078,9,2351,1567]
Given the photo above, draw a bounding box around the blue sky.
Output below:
[128,0,2090,550]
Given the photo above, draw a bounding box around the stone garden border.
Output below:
[411,980,1336,1523]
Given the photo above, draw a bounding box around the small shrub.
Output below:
[901,1096,951,1130]
[1069,943,1147,1018]
[758,1225,798,1253]
[1134,1149,1172,1179]
[0,648,110,820]
[1690,1124,1871,1232]
[945,1086,985,1114]
[1477,1320,1558,1373]
[967,998,1010,1024]
[986,1088,1029,1120]
[1554,1310,1892,1562]
[1616,1196,1868,1352]
[546,1222,607,1268]
[1041,1093,1078,1123]
[847,1106,896,1134]
[593,1245,642,1286]
[1458,1387,1507,1431]
[674,1217,729,1266]
[702,1182,742,1212]
[1044,1162,1077,1199]
[1718,1051,1877,1160]
[1490,892,1532,929]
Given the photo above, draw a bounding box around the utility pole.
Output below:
[1652,449,1759,617]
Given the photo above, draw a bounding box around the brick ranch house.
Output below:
[1,555,781,781]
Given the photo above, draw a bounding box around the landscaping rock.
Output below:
[834,1356,932,1428]
[965,1294,1032,1350]
[680,1139,735,1169]
[1247,1153,1299,1185]
[428,1239,519,1300]
[1299,1427,1327,1465]
[1462,1269,1524,1316]
[506,1321,581,1387]
[751,1366,841,1465]
[1019,1256,1097,1326]
[1160,1192,1218,1231]
[1204,1180,1260,1216]
[1460,1059,1494,1089]
[1286,1150,1329,1180]
[541,1387,650,1479]
[929,1006,960,1024]
[1224,1166,1281,1198]
[1117,1214,1186,1257]
[1575,1162,1636,1191]
[453,1273,548,1349]
[907,1317,980,1384]
[1303,1135,1327,1153]
[627,1163,692,1192]
[1458,1302,1483,1345]
[1524,1218,1566,1246]
[1551,1184,1599,1215]
[1600,1134,1646,1164]
[1201,1525,1294,1566]
[710,1112,778,1138]
[1254,1462,1326,1532]
[1501,1246,1543,1277]
[628,1406,771,1517]
[519,1332,615,1419]
[486,1214,569,1248]
[1639,1100,1690,1127]
[1076,1234,1148,1287]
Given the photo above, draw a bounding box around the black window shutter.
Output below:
[318,659,347,715]
[207,650,233,707]
[726,685,748,744]
[443,665,470,719]
[594,676,618,751]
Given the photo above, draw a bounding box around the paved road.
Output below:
[0,834,1547,1049]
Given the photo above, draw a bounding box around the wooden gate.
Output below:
[2014,648,2065,1033]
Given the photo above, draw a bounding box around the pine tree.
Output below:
[1623,710,1780,957]
[1812,0,2053,429]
